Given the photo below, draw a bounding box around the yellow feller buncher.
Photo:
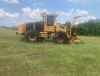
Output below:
[16,13,80,44]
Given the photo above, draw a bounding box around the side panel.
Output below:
[17,24,26,34]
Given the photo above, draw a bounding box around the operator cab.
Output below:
[16,14,57,34]
[26,14,57,32]
[46,15,57,26]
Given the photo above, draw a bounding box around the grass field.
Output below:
[0,28,100,76]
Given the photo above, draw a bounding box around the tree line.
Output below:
[77,20,100,36]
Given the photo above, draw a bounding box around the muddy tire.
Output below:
[54,32,68,44]
[24,32,38,42]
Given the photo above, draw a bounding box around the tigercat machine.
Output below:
[16,13,80,43]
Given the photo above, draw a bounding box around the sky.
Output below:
[0,0,99,26]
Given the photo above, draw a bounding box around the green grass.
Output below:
[0,28,100,76]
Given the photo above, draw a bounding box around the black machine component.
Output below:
[26,22,44,33]
[26,23,34,32]
[35,22,44,32]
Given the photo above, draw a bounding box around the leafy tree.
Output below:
[77,20,100,36]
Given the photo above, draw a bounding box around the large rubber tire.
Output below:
[24,32,38,42]
[54,32,68,44]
